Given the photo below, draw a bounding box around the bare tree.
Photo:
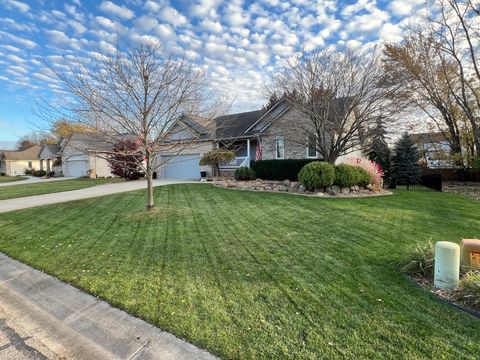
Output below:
[271,48,392,164]
[383,32,468,166]
[426,0,480,157]
[43,44,208,210]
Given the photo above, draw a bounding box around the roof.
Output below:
[40,143,61,157]
[60,132,137,153]
[215,109,266,139]
[410,132,449,144]
[0,145,42,160]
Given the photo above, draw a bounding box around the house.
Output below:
[0,145,42,176]
[410,132,455,168]
[58,133,115,178]
[157,100,365,179]
[39,144,62,174]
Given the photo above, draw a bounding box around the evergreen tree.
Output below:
[367,118,391,180]
[391,132,422,188]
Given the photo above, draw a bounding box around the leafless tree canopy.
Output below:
[271,48,392,163]
[44,44,208,209]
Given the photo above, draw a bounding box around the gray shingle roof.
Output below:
[215,109,266,139]
[0,145,42,160]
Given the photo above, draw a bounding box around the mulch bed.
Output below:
[444,181,480,201]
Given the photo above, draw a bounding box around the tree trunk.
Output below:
[146,157,154,211]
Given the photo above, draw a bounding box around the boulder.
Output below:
[283,179,290,186]
[341,187,350,194]
[366,184,374,191]
[329,185,340,195]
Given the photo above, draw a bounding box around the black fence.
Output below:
[389,174,443,192]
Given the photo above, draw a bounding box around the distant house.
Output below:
[58,133,116,178]
[0,145,42,176]
[156,100,365,179]
[410,132,455,168]
[39,144,62,174]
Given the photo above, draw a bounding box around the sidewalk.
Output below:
[0,176,73,187]
[0,253,217,360]
[0,179,193,213]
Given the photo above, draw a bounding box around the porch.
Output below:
[218,138,257,169]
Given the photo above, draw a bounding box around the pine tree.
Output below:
[391,132,422,188]
[367,118,391,181]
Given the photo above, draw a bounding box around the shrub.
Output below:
[47,171,56,178]
[250,159,318,181]
[344,157,383,188]
[298,161,335,190]
[235,166,256,181]
[399,241,435,279]
[334,164,359,187]
[200,149,236,177]
[32,170,47,177]
[24,169,32,175]
[355,167,373,187]
[0,172,5,176]
[107,139,144,180]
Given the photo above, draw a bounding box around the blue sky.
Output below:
[0,0,423,144]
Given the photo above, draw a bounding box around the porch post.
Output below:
[247,139,250,159]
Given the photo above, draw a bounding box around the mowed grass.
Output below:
[0,176,27,183]
[0,185,479,359]
[0,177,124,200]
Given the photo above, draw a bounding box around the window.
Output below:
[307,134,318,158]
[275,136,284,159]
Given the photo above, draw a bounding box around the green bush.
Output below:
[399,241,435,279]
[24,169,33,175]
[0,172,5,176]
[334,164,359,187]
[32,170,47,177]
[298,161,335,190]
[355,167,373,187]
[235,167,256,181]
[250,159,318,181]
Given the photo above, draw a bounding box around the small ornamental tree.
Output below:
[199,149,236,177]
[108,139,144,180]
[391,133,422,188]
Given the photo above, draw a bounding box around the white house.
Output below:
[0,145,42,176]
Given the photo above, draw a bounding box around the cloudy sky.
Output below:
[0,0,424,143]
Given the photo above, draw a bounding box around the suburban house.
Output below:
[57,132,115,178]
[39,144,61,174]
[411,132,455,168]
[157,100,365,179]
[0,145,42,176]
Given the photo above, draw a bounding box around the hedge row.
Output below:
[250,159,318,181]
[299,162,373,190]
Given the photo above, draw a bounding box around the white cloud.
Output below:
[95,16,117,31]
[379,22,403,42]
[0,30,37,48]
[191,0,223,17]
[389,0,423,16]
[6,54,26,63]
[201,19,223,33]
[159,6,188,27]
[99,1,134,20]
[346,8,390,33]
[2,0,30,13]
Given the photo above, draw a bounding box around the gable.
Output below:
[168,123,198,140]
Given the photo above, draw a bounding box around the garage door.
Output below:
[65,160,88,177]
[162,154,201,180]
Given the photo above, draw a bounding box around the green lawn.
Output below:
[0,176,27,183]
[0,178,124,200]
[0,185,479,359]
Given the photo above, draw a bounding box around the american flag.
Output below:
[255,138,263,160]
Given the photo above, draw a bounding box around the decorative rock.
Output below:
[292,182,300,189]
[341,187,350,194]
[366,184,374,191]
[283,179,290,186]
[315,192,325,197]
[299,184,306,191]
[330,185,340,195]
[256,178,262,182]
[354,185,360,191]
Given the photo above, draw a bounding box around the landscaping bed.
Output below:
[214,179,391,197]
[444,181,480,201]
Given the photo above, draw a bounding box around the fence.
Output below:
[389,174,443,192]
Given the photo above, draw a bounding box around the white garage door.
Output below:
[65,160,88,178]
[162,154,201,180]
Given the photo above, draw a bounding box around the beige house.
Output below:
[0,145,42,176]
[156,100,365,179]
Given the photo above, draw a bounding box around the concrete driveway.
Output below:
[0,176,74,187]
[0,179,193,213]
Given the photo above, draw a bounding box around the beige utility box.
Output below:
[460,239,480,268]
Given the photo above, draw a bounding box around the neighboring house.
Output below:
[157,100,365,179]
[410,132,455,168]
[39,144,62,174]
[0,145,42,176]
[58,133,115,178]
